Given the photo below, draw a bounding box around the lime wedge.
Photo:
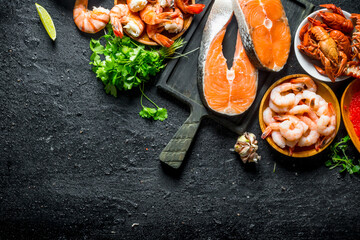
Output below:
[35,3,56,41]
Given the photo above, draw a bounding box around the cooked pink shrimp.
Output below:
[110,4,145,38]
[262,119,304,142]
[140,1,179,25]
[160,0,174,8]
[73,0,110,34]
[147,24,174,47]
[317,103,336,136]
[270,82,304,107]
[263,107,275,125]
[272,131,286,149]
[290,76,317,92]
[162,7,184,33]
[127,0,148,12]
[269,100,291,113]
[300,90,325,110]
[298,116,320,147]
[174,0,205,14]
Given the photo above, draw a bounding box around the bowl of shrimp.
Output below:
[113,0,204,46]
[259,74,340,157]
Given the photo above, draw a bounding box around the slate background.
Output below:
[0,0,359,239]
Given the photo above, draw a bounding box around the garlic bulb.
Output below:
[234,132,261,163]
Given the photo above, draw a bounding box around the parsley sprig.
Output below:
[89,25,185,121]
[139,83,168,121]
[326,136,360,174]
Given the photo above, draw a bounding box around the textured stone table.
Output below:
[1,0,359,239]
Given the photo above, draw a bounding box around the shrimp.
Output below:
[279,120,304,142]
[110,4,145,38]
[162,7,184,33]
[174,0,205,14]
[270,82,304,107]
[269,100,291,113]
[300,90,325,110]
[286,139,298,156]
[287,105,318,121]
[271,131,286,149]
[263,107,275,125]
[274,115,309,135]
[160,0,174,8]
[290,76,317,92]
[140,1,180,25]
[262,119,304,142]
[147,24,174,47]
[297,116,320,147]
[127,0,148,12]
[73,0,110,34]
[317,103,336,136]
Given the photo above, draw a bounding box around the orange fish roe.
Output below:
[349,90,360,137]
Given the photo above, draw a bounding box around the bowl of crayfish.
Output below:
[259,74,341,158]
[294,4,360,82]
[114,0,203,46]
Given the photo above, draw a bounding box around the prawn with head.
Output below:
[110,3,145,38]
[73,0,110,34]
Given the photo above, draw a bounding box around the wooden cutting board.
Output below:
[157,0,315,169]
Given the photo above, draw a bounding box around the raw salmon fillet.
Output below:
[233,0,291,71]
[204,30,258,115]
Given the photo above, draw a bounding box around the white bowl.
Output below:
[294,9,351,82]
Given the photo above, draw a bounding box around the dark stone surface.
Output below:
[0,0,359,239]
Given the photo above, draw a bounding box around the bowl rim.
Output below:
[294,8,351,82]
[341,78,360,153]
[259,74,341,158]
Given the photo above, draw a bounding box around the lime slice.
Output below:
[35,3,56,41]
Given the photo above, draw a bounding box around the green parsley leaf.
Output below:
[327,136,360,174]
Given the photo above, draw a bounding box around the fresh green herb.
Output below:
[139,83,168,121]
[326,136,360,174]
[89,25,185,121]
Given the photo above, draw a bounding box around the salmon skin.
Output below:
[198,0,258,116]
[232,0,291,72]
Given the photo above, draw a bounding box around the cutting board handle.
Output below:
[160,106,205,169]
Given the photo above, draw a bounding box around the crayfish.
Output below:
[298,3,360,82]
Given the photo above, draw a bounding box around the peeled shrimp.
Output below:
[269,99,291,113]
[127,0,148,12]
[263,107,275,125]
[317,103,336,136]
[298,116,320,147]
[73,0,110,34]
[140,1,179,25]
[272,131,286,149]
[262,118,304,142]
[288,105,313,115]
[270,82,303,107]
[162,7,184,33]
[290,76,317,92]
[279,120,304,141]
[110,4,145,38]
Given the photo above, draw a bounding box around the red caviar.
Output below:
[349,90,360,137]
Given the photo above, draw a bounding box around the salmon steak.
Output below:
[232,0,291,72]
[198,0,258,116]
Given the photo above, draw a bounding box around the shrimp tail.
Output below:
[261,126,272,139]
[184,4,205,14]
[288,146,294,156]
[153,33,174,47]
[112,19,124,38]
